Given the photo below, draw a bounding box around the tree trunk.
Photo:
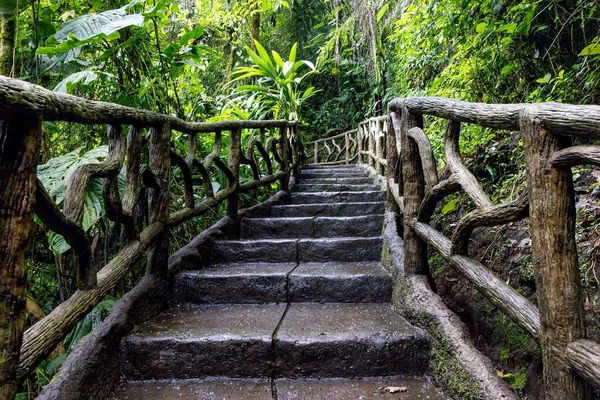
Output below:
[0,114,41,399]
[0,7,16,77]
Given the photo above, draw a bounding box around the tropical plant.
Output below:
[230,40,318,121]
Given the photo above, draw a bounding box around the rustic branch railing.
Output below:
[306,128,358,165]
[345,98,600,399]
[0,77,299,396]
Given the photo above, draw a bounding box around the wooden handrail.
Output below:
[348,96,600,398]
[0,76,303,389]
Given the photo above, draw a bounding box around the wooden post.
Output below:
[398,105,428,275]
[368,121,375,168]
[314,141,318,164]
[147,123,170,280]
[375,120,383,175]
[386,116,399,213]
[520,108,591,399]
[227,129,241,219]
[279,126,289,191]
[345,132,350,165]
[0,114,40,399]
[357,125,364,165]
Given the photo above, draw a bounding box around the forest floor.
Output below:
[430,166,600,399]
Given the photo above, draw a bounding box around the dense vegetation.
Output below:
[3,0,600,397]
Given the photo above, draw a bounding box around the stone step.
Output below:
[241,215,384,239]
[276,303,429,377]
[174,262,392,304]
[120,303,428,380]
[297,177,374,185]
[301,165,362,171]
[113,376,446,399]
[289,191,385,205]
[271,202,384,218]
[293,183,380,193]
[120,304,284,380]
[299,171,369,179]
[210,237,382,264]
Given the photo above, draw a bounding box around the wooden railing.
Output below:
[347,99,600,399]
[306,129,358,165]
[0,77,300,395]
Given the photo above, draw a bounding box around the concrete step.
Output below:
[174,263,295,304]
[271,202,384,218]
[210,237,382,264]
[289,191,385,205]
[174,262,392,304]
[120,304,284,380]
[276,303,429,377]
[299,171,369,179]
[292,183,380,193]
[120,303,428,380]
[241,215,384,239]
[301,165,362,171]
[297,177,374,185]
[113,376,446,399]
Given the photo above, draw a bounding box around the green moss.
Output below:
[504,367,528,393]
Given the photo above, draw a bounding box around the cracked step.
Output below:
[210,237,382,264]
[174,262,392,304]
[292,183,380,192]
[120,303,428,381]
[297,176,374,185]
[113,376,446,400]
[276,303,429,378]
[174,263,296,304]
[241,215,384,239]
[289,191,385,204]
[271,202,384,218]
[120,304,285,380]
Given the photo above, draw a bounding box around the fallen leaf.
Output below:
[384,386,408,393]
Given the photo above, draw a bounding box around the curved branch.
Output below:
[170,149,195,209]
[35,180,95,288]
[203,130,222,169]
[213,157,235,185]
[407,127,438,188]
[241,141,260,181]
[63,125,126,225]
[186,133,214,198]
[451,193,529,255]
[445,120,493,208]
[550,145,600,167]
[250,139,272,175]
[121,126,142,238]
[418,174,462,222]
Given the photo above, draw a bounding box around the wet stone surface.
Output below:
[276,377,447,400]
[276,303,429,377]
[121,304,285,380]
[289,262,392,303]
[270,202,384,218]
[292,183,381,193]
[289,191,385,205]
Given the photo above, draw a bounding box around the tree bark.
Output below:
[0,114,40,399]
[0,8,16,77]
[520,107,591,399]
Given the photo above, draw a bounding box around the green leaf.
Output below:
[442,198,461,215]
[376,3,390,23]
[536,73,551,84]
[53,70,99,93]
[289,43,297,63]
[476,22,487,33]
[579,42,600,56]
[54,8,143,42]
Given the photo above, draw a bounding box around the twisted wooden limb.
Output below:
[445,120,492,208]
[241,140,260,181]
[251,140,272,175]
[451,193,529,255]
[186,133,214,199]
[203,130,222,168]
[411,220,540,339]
[418,174,461,222]
[121,126,142,239]
[170,150,194,209]
[550,145,600,167]
[407,127,438,188]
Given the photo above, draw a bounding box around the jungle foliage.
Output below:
[6,0,600,397]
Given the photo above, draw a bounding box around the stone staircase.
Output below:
[113,166,445,399]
